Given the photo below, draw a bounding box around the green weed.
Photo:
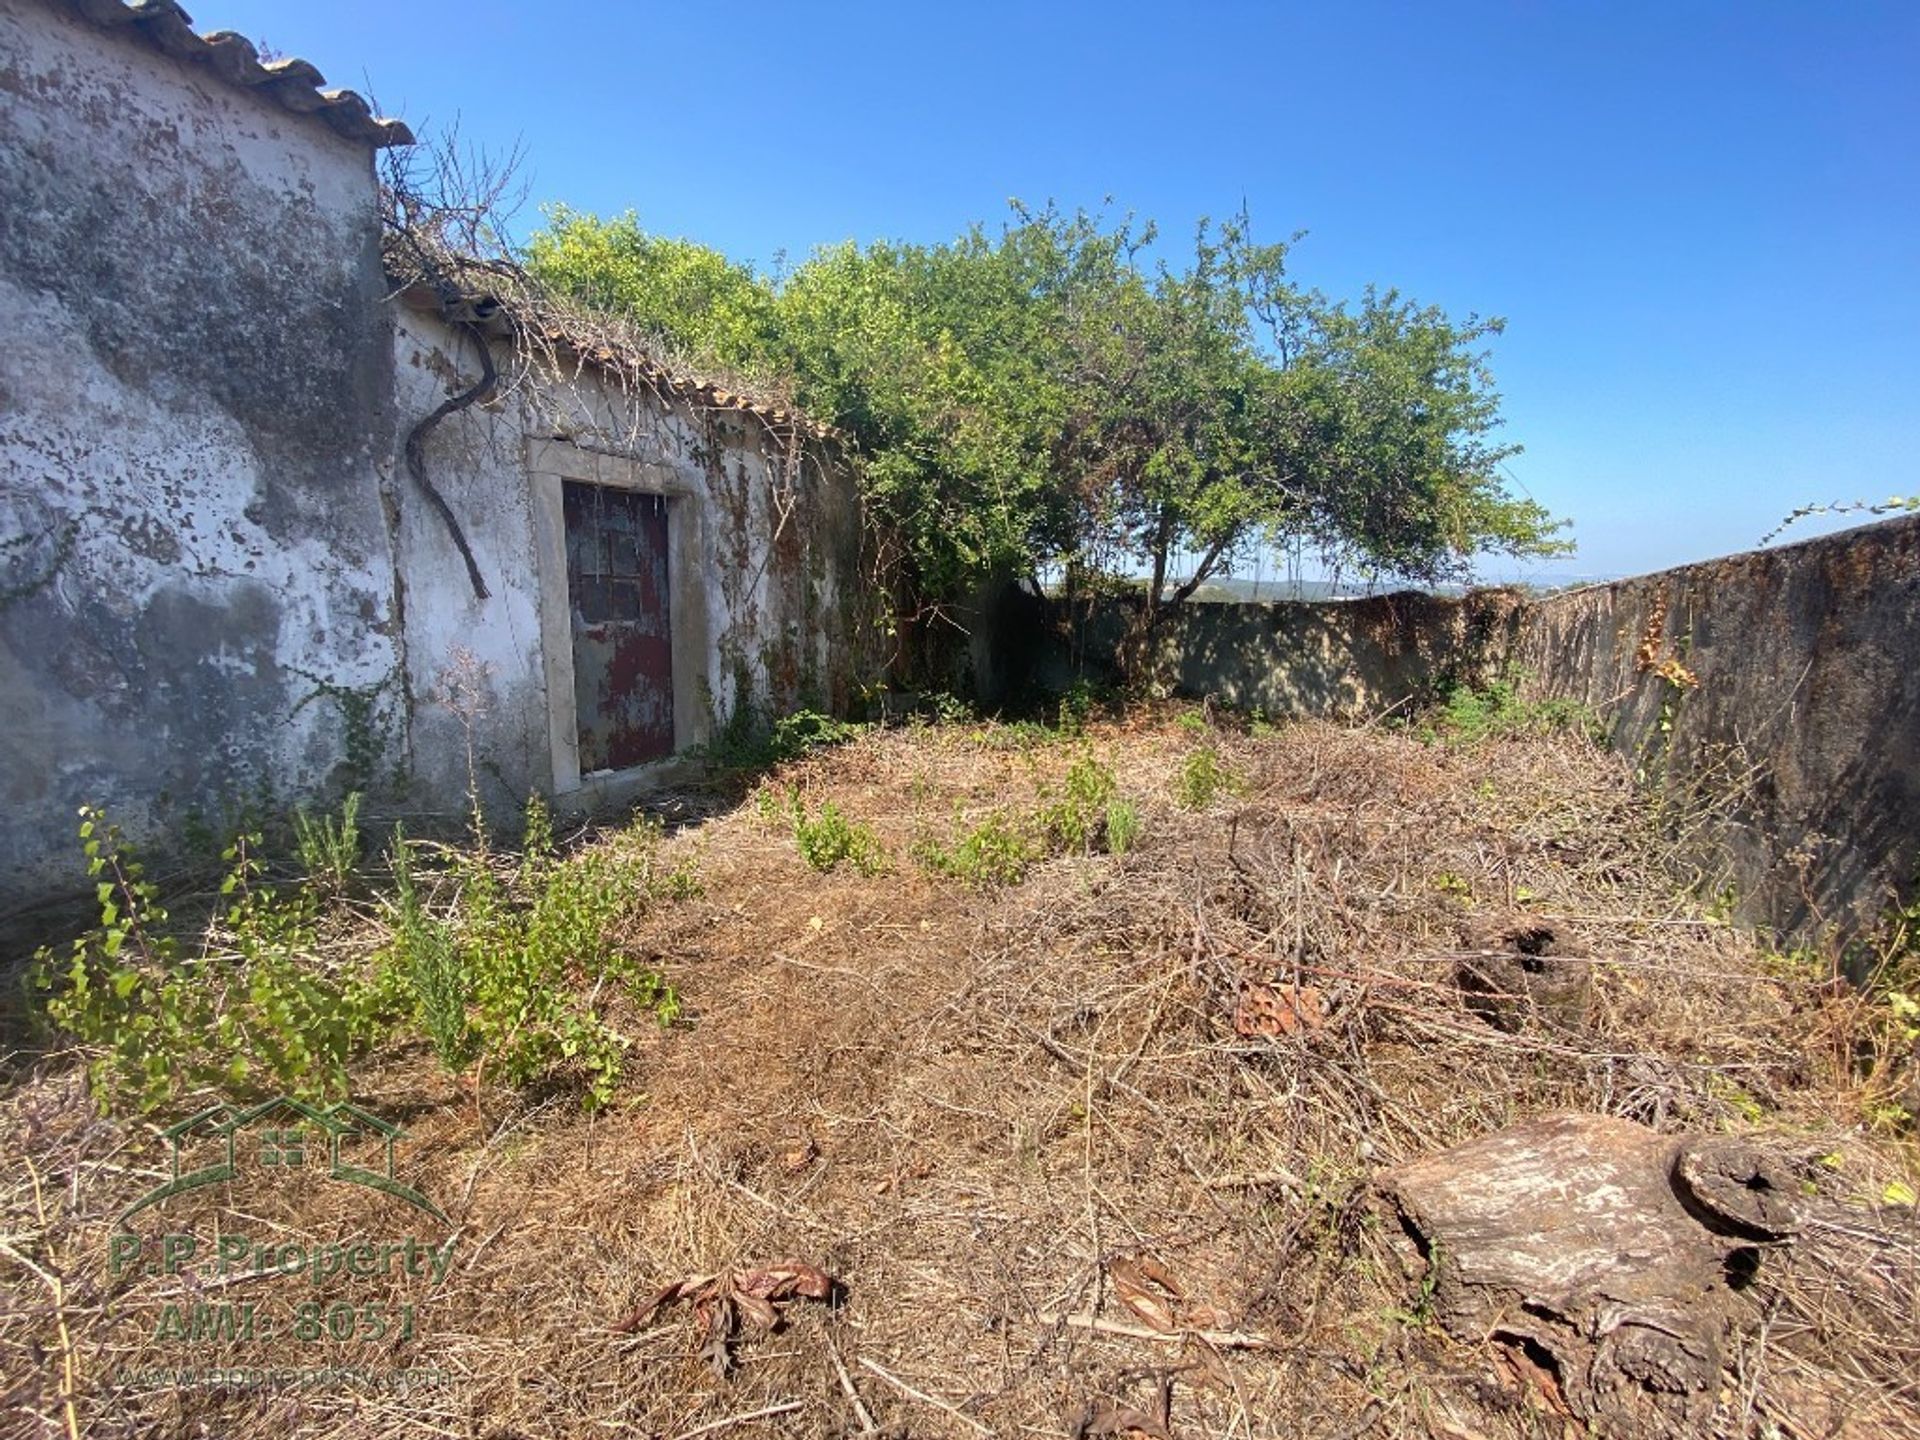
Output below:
[1035,750,1141,856]
[1847,876,1920,1131]
[34,795,684,1116]
[1104,798,1143,856]
[386,830,473,1071]
[293,790,363,894]
[914,810,1038,887]
[1175,746,1239,810]
[376,800,681,1109]
[31,811,379,1112]
[791,799,888,875]
[1421,675,1599,745]
[702,704,866,774]
[922,691,976,725]
[1056,679,1103,734]
[1039,750,1116,853]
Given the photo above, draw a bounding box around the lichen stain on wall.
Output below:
[0,2,399,909]
[1513,515,1920,946]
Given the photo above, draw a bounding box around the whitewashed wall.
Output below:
[0,3,870,928]
[0,1,400,915]
[393,306,868,816]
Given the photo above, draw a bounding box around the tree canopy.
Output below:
[524,202,1568,615]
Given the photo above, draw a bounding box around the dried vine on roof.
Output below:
[376,127,839,604]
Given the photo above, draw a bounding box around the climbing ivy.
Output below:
[287,667,401,793]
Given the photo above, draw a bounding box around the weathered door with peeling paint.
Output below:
[563,481,674,772]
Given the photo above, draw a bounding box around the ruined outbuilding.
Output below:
[0,0,871,922]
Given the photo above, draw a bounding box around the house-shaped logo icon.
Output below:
[120,1097,448,1226]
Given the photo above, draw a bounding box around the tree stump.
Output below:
[1379,1113,1798,1436]
[1455,916,1593,1032]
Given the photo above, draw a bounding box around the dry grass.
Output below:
[3,711,1917,1439]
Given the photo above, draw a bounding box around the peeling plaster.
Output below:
[1,1,872,928]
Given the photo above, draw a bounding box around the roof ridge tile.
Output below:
[56,0,413,147]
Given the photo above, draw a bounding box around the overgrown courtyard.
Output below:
[4,703,1918,1439]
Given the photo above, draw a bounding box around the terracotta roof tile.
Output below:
[392,256,838,441]
[60,0,414,148]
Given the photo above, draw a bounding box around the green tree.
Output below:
[522,202,1568,628]
[772,234,1070,599]
[524,205,781,372]
[1049,212,1566,632]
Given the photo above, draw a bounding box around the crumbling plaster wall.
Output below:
[0,2,400,915]
[1023,587,1520,718]
[393,306,870,812]
[389,311,553,815]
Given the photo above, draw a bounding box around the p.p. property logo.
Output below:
[108,1095,457,1393]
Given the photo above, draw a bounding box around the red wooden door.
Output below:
[563,481,674,772]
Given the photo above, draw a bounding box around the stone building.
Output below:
[0,0,870,924]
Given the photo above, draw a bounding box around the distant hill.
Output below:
[1187,577,1430,602]
[1188,572,1620,603]
[1039,572,1619,604]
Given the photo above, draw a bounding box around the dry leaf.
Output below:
[1109,1256,1186,1334]
[612,1259,838,1374]
[1072,1376,1175,1439]
[734,1260,836,1304]
[732,1289,779,1332]
[611,1273,717,1334]
[1233,981,1324,1038]
[1074,1402,1172,1440]
[1180,1302,1234,1330]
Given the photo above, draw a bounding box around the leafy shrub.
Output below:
[791,799,888,875]
[1056,679,1103,734]
[1039,750,1116,853]
[703,703,866,774]
[1848,879,1920,1132]
[32,811,379,1112]
[771,708,865,760]
[1037,750,1139,856]
[376,799,682,1109]
[1422,676,1599,745]
[914,810,1038,887]
[1175,746,1239,810]
[34,797,685,1116]
[917,691,976,726]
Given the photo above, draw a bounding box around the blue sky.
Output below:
[217,0,1917,580]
